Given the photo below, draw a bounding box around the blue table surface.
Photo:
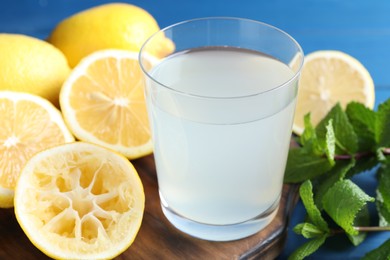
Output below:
[1,1,390,259]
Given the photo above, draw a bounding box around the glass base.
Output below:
[160,197,280,242]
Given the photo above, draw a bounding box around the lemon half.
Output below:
[0,91,74,208]
[14,142,145,259]
[60,50,156,159]
[293,50,375,135]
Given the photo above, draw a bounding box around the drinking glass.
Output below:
[139,17,303,241]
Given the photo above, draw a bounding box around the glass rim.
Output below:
[139,16,304,100]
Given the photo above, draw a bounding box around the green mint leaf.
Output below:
[348,205,370,246]
[316,103,358,155]
[376,99,390,147]
[314,159,355,210]
[300,180,329,231]
[346,102,377,152]
[377,165,390,209]
[288,235,327,260]
[362,238,390,260]
[322,179,375,235]
[284,148,333,183]
[325,119,336,166]
[377,147,387,162]
[300,113,316,145]
[346,102,376,133]
[300,113,324,156]
[293,222,326,239]
[377,197,390,227]
[376,165,390,226]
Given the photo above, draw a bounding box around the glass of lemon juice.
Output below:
[139,17,303,241]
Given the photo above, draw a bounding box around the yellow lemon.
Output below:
[60,50,155,159]
[48,3,174,67]
[14,142,145,259]
[293,50,375,135]
[0,91,74,208]
[0,34,70,106]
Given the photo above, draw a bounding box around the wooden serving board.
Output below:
[0,154,299,260]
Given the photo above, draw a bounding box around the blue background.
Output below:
[1,0,390,259]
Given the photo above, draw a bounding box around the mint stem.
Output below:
[333,147,390,160]
[382,147,390,155]
[334,151,372,160]
[355,226,390,232]
[331,226,390,235]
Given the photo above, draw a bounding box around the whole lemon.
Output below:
[0,34,70,106]
[48,3,174,68]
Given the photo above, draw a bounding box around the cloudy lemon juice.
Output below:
[145,47,298,240]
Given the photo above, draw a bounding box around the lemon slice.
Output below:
[14,142,145,259]
[0,91,74,208]
[293,50,375,135]
[60,50,155,159]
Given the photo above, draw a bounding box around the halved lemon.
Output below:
[14,142,145,259]
[0,91,74,208]
[60,50,155,159]
[293,50,375,135]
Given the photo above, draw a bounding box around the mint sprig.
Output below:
[288,181,329,260]
[285,98,390,259]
